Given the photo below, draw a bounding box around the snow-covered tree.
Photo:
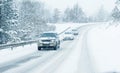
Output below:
[0,0,19,43]
[0,30,10,44]
[111,0,120,21]
[1,0,19,31]
[111,6,120,21]
[116,0,120,5]
[63,8,72,22]
[0,1,2,27]
[19,0,54,40]
[63,4,87,23]
[95,6,109,22]
[52,8,61,23]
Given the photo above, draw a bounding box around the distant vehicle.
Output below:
[72,29,79,35]
[38,32,60,50]
[63,31,74,40]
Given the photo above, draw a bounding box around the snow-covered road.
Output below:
[0,23,99,73]
[2,37,81,73]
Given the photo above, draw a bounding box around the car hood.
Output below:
[39,37,56,40]
[64,34,73,37]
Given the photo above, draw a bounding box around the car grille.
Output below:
[43,44,50,46]
[42,40,51,42]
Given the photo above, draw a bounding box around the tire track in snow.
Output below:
[77,25,97,73]
[26,36,80,73]
[3,39,77,73]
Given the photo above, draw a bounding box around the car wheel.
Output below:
[38,47,41,50]
[58,45,60,48]
[54,46,57,50]
[59,41,60,44]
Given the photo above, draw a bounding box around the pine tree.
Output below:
[70,4,86,23]
[111,0,120,21]
[116,0,120,5]
[0,0,19,43]
[0,1,2,27]
[1,0,19,31]
[52,8,60,23]
[112,6,120,21]
[19,0,50,40]
[95,6,109,22]
[63,8,73,22]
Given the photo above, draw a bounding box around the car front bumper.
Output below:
[63,37,74,40]
[38,43,56,47]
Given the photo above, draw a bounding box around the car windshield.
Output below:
[41,33,57,37]
[65,32,72,34]
[72,29,77,31]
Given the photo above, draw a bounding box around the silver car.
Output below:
[63,31,74,41]
[38,32,60,50]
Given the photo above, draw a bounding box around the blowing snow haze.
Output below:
[40,0,116,16]
[1,0,120,73]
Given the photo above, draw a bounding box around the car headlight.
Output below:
[51,39,55,43]
[50,43,55,46]
[38,40,43,46]
[39,40,42,43]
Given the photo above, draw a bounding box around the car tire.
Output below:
[58,45,60,48]
[54,46,57,50]
[38,47,41,50]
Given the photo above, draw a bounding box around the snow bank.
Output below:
[0,43,38,67]
[87,23,120,72]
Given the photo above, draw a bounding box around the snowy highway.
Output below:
[0,22,119,73]
[0,23,98,73]
[1,0,120,73]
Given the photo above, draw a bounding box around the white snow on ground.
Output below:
[0,43,38,67]
[24,23,95,73]
[53,34,82,73]
[88,23,120,73]
[3,37,79,73]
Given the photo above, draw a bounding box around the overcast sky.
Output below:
[40,0,116,16]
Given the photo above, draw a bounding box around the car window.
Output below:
[41,33,57,37]
[65,32,72,34]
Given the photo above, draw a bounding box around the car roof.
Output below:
[43,31,57,33]
[42,32,58,35]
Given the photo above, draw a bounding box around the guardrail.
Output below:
[0,40,38,50]
[58,27,71,35]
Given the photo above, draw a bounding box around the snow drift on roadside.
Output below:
[0,43,38,67]
[87,23,120,72]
